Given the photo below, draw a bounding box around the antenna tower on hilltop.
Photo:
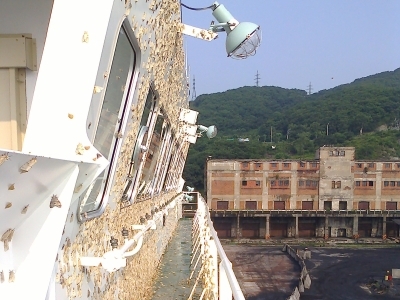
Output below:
[255,70,260,87]
[191,75,197,101]
[307,82,313,95]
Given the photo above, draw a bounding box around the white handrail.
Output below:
[194,195,245,300]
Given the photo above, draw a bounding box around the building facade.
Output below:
[207,147,400,239]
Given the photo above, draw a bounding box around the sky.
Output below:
[181,0,400,97]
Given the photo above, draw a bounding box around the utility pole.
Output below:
[255,70,260,87]
[307,82,313,95]
[326,123,329,136]
[270,126,273,143]
[191,75,197,101]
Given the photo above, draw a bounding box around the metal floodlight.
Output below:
[181,1,261,59]
[197,125,217,139]
[210,2,261,59]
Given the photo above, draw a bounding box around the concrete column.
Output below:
[324,216,329,238]
[236,214,240,239]
[383,216,387,237]
[295,215,299,238]
[265,215,270,239]
[353,216,358,236]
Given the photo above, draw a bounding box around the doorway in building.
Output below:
[270,218,288,238]
[387,221,399,237]
[337,228,347,237]
[213,218,232,238]
[299,222,316,238]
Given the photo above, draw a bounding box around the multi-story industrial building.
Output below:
[206,147,400,239]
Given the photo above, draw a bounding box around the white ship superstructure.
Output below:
[0,1,259,299]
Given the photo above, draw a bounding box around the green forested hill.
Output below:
[183,68,400,191]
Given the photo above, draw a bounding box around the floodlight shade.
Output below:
[205,125,217,138]
[226,22,261,59]
[198,125,217,139]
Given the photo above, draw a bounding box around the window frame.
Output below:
[78,19,141,222]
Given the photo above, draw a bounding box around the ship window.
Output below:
[121,86,159,206]
[150,121,174,195]
[163,141,180,191]
[78,23,139,221]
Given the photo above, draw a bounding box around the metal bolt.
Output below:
[110,237,118,250]
[121,228,129,238]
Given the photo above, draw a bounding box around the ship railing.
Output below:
[189,195,245,300]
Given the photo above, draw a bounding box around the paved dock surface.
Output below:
[301,247,400,300]
[223,245,299,300]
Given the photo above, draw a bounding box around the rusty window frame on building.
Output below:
[270,162,278,168]
[273,201,285,210]
[332,181,341,188]
[384,163,391,169]
[310,162,318,168]
[299,162,306,168]
[255,180,261,186]
[339,201,347,210]
[358,201,370,210]
[324,201,332,210]
[368,163,375,168]
[241,180,247,186]
[270,180,276,186]
[355,181,360,187]
[283,162,291,168]
[339,150,345,156]
[390,181,396,187]
[386,201,397,210]
[306,180,312,187]
[245,201,257,210]
[362,181,368,187]
[217,201,229,210]
[299,180,305,187]
[278,179,290,186]
[384,181,389,187]
[241,162,249,170]
[311,180,318,187]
